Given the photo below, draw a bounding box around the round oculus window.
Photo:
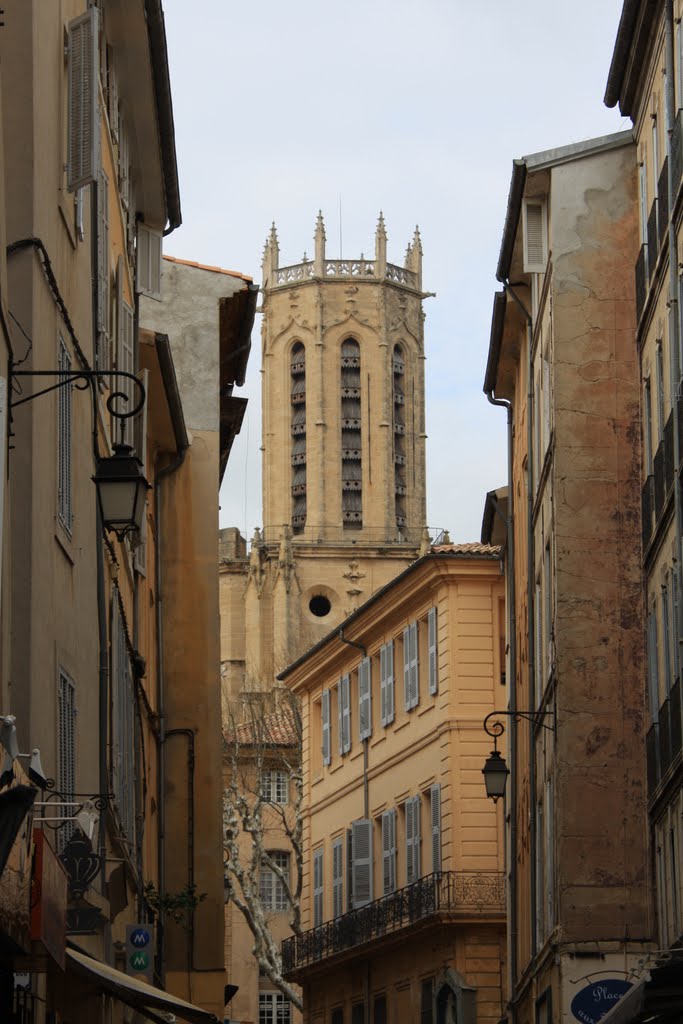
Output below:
[309,595,332,618]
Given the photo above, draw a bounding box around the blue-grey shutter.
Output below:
[380,644,388,726]
[406,795,421,883]
[332,838,344,918]
[337,679,343,756]
[341,674,351,754]
[137,224,163,299]
[313,848,324,927]
[352,818,373,908]
[403,627,411,710]
[382,809,396,895]
[67,7,100,191]
[322,689,331,766]
[428,607,438,695]
[404,623,418,709]
[386,640,394,723]
[430,784,441,873]
[359,656,372,740]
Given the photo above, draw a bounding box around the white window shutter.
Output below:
[428,607,438,695]
[523,199,547,274]
[67,7,100,192]
[403,627,411,710]
[359,656,372,740]
[382,809,396,895]
[322,689,331,766]
[137,224,163,299]
[341,674,351,754]
[351,819,373,908]
[380,644,388,727]
[313,848,324,927]
[386,639,394,724]
[337,680,343,756]
[405,796,416,884]
[430,784,441,873]
[414,795,421,879]
[332,838,344,918]
[404,623,418,709]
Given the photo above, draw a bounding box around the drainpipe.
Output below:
[502,281,537,962]
[484,393,517,1006]
[664,2,683,680]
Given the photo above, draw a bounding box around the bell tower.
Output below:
[221,213,431,690]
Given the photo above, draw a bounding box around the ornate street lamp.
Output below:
[481,709,555,803]
[482,747,510,802]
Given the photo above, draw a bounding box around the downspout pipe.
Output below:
[501,279,537,964]
[484,393,518,1003]
[664,2,683,678]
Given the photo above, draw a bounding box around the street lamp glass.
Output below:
[482,749,509,802]
[93,444,149,538]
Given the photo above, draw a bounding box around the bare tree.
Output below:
[223,685,303,1012]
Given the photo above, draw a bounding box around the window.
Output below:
[341,339,362,528]
[57,669,76,850]
[522,199,547,274]
[644,377,654,475]
[428,607,438,695]
[647,603,661,722]
[322,689,331,766]
[381,809,397,895]
[338,674,351,755]
[351,1004,365,1024]
[373,997,387,1024]
[67,7,100,191]
[332,837,344,917]
[430,785,441,873]
[535,795,544,948]
[111,590,135,841]
[393,344,407,529]
[420,979,434,1024]
[405,795,421,884]
[403,623,419,710]
[545,776,555,935]
[259,993,291,1024]
[534,576,543,706]
[663,579,672,698]
[313,847,323,926]
[652,115,660,202]
[136,224,163,299]
[331,1011,344,1024]
[639,162,649,266]
[260,851,289,912]
[260,770,288,805]
[290,342,306,532]
[351,818,373,908]
[380,641,395,726]
[57,336,73,533]
[359,657,372,740]
[116,257,135,445]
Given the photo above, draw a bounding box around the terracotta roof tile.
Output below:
[229,709,298,747]
[431,542,501,557]
[163,254,253,283]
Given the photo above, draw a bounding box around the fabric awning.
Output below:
[66,947,220,1023]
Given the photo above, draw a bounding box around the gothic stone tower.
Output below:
[220,213,430,693]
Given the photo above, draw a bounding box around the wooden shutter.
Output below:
[359,656,372,740]
[535,580,543,705]
[428,607,438,695]
[382,809,396,895]
[352,818,373,908]
[137,224,163,299]
[380,644,388,726]
[430,784,441,873]
[337,679,344,756]
[346,828,353,912]
[118,118,130,211]
[386,639,394,723]
[96,170,109,367]
[313,848,324,927]
[404,623,418,709]
[403,627,411,710]
[523,199,547,273]
[133,369,149,575]
[332,838,344,918]
[341,674,351,753]
[107,46,119,142]
[321,689,331,766]
[67,7,100,191]
[406,795,421,884]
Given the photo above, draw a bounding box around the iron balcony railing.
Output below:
[281,871,505,975]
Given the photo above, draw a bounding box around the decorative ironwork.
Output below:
[58,832,104,898]
[281,871,505,975]
[483,708,555,744]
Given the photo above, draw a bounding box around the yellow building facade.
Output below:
[279,545,506,1024]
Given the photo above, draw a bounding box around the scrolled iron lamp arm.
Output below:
[483,708,555,746]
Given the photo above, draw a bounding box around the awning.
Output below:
[66,947,220,1023]
[597,958,683,1024]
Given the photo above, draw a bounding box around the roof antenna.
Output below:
[339,194,343,259]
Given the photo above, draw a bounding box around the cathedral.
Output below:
[219,212,432,694]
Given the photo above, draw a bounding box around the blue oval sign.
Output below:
[129,927,151,948]
[570,980,632,1024]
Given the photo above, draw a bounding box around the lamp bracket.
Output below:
[483,708,555,746]
[10,368,145,444]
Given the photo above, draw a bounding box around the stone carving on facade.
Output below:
[247,527,267,595]
[342,560,366,584]
[274,524,298,594]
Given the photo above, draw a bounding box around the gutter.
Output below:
[483,291,508,397]
[496,162,527,284]
[144,0,182,233]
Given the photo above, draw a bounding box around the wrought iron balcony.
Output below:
[281,871,505,977]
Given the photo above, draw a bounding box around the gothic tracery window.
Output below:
[291,343,306,532]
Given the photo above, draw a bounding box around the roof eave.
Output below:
[496,160,527,283]
[144,0,182,232]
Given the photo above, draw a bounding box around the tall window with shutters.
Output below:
[427,607,438,695]
[381,809,397,895]
[313,848,324,926]
[332,837,344,918]
[522,198,548,275]
[341,338,362,528]
[321,688,331,766]
[136,224,163,300]
[291,343,306,533]
[57,337,73,534]
[351,818,373,908]
[647,602,661,722]
[67,7,100,193]
[338,674,351,755]
[430,785,441,873]
[358,656,372,740]
[405,795,421,884]
[57,669,76,851]
[403,623,419,710]
[380,640,395,726]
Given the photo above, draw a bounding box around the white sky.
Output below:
[162,0,629,544]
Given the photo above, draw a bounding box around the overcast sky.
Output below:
[162,0,629,544]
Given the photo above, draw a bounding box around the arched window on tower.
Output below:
[291,342,306,533]
[393,344,407,531]
[341,338,362,529]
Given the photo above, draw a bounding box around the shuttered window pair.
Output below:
[67,9,100,193]
[380,641,395,726]
[338,674,351,755]
[57,337,73,533]
[359,656,372,740]
[403,623,419,710]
